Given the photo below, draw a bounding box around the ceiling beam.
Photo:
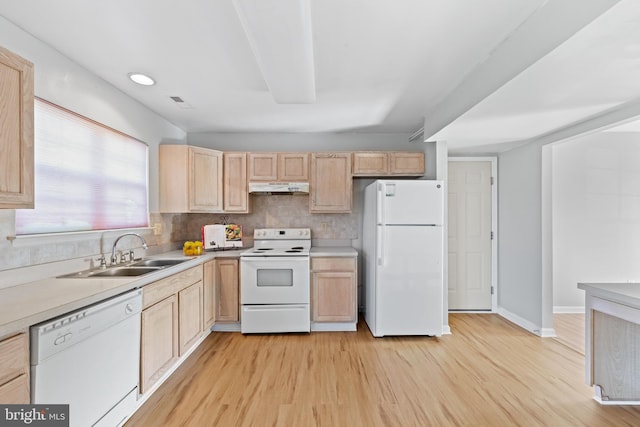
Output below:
[422,0,622,140]
[233,0,316,104]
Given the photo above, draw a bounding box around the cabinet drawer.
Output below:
[0,332,29,386]
[143,266,203,309]
[311,257,356,272]
[0,373,30,404]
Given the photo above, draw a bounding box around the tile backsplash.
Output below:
[172,194,359,244]
[0,192,361,287]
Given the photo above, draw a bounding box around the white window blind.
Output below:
[16,99,149,235]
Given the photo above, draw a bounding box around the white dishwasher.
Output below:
[30,289,142,427]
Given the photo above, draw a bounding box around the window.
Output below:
[16,99,149,235]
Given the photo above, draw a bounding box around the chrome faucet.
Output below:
[110,233,148,265]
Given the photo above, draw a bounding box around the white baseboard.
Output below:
[497,307,556,337]
[539,327,556,338]
[311,322,356,332]
[212,323,241,332]
[553,306,585,314]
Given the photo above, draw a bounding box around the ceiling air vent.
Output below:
[169,96,193,109]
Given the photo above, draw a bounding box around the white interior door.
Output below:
[448,161,492,310]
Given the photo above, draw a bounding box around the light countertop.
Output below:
[578,282,640,310]
[0,249,246,338]
[310,247,357,257]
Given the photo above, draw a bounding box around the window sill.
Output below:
[6,227,153,248]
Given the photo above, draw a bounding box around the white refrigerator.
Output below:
[363,180,444,337]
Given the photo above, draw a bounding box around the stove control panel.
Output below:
[253,228,311,240]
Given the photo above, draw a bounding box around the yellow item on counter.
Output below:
[183,240,203,256]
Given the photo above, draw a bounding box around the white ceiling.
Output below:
[1,0,639,152]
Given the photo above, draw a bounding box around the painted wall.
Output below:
[0,17,185,279]
[498,141,543,329]
[0,16,438,287]
[552,132,640,310]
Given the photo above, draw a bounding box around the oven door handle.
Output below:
[243,305,308,311]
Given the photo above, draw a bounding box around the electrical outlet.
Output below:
[153,223,163,235]
[321,222,328,233]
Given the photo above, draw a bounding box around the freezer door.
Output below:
[379,180,443,225]
[374,224,443,336]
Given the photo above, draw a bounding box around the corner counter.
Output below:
[578,282,640,405]
[310,247,358,257]
[0,249,247,339]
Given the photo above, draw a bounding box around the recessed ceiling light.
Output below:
[128,73,155,86]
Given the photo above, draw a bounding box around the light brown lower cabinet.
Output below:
[203,260,216,329]
[140,294,179,394]
[178,281,204,356]
[0,332,30,403]
[311,257,357,322]
[215,259,240,323]
[140,265,204,394]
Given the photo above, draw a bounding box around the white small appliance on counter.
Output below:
[202,224,243,250]
[363,180,444,337]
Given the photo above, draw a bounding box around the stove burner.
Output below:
[256,248,273,251]
[291,246,304,250]
[285,249,303,253]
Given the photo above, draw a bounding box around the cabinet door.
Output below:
[224,152,249,213]
[389,152,425,175]
[159,145,223,213]
[215,259,239,322]
[203,260,216,329]
[352,152,388,176]
[178,281,204,355]
[312,271,356,322]
[278,152,309,181]
[0,46,34,209]
[310,153,352,213]
[140,295,178,394]
[0,374,29,404]
[248,152,278,181]
[0,332,29,404]
[190,146,223,211]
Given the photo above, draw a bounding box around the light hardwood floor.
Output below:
[126,314,640,426]
[553,313,585,355]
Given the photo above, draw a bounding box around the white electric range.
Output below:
[240,228,311,333]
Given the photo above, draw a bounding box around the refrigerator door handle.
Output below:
[377,184,384,225]
[377,225,384,266]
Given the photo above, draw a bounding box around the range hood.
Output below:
[248,182,309,194]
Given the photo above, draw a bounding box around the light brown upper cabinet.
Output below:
[310,152,352,213]
[352,151,425,176]
[389,152,425,175]
[248,152,309,182]
[0,46,34,209]
[223,152,249,213]
[352,152,388,176]
[159,145,223,213]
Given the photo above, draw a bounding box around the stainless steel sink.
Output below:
[57,258,189,279]
[131,259,187,267]
[90,267,162,277]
